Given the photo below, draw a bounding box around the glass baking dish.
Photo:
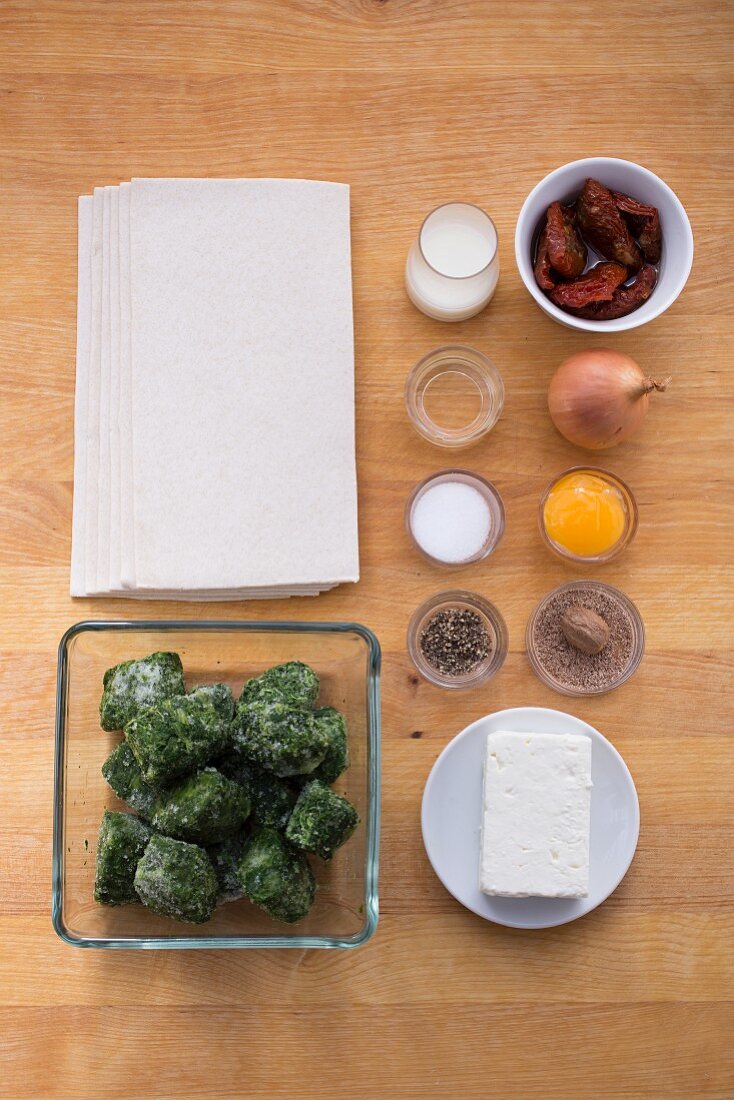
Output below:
[53,620,381,949]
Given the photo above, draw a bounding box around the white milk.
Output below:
[405,203,499,321]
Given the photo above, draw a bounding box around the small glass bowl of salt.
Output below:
[405,470,505,567]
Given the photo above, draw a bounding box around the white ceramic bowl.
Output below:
[515,157,694,333]
[421,706,640,929]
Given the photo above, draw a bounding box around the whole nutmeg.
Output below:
[560,606,610,655]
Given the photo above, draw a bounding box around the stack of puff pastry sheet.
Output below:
[71,179,359,599]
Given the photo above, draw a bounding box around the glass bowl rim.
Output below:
[53,619,381,950]
[407,590,509,690]
[525,580,645,697]
[538,465,639,564]
[404,344,505,448]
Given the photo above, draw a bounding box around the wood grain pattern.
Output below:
[1,2,733,1096]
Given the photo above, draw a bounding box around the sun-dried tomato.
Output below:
[545,201,586,279]
[611,190,655,223]
[533,223,556,290]
[576,179,643,271]
[637,210,661,264]
[549,262,628,309]
[567,264,657,320]
[612,190,661,264]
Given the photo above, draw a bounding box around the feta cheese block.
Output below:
[480,730,592,898]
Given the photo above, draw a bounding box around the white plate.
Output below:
[421,706,640,929]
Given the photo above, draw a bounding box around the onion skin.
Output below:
[548,349,670,450]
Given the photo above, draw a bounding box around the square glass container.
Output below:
[53,620,381,949]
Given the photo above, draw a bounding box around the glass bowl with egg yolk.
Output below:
[539,467,638,564]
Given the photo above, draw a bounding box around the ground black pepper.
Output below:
[531,584,637,692]
[419,608,493,677]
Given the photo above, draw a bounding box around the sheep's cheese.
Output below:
[480,730,592,898]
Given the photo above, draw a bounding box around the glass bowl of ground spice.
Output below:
[526,580,645,696]
[408,590,508,689]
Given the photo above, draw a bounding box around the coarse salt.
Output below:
[411,481,491,563]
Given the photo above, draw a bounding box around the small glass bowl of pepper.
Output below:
[407,591,508,689]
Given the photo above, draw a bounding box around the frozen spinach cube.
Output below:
[151,767,250,845]
[134,834,218,924]
[285,780,359,861]
[101,740,158,820]
[220,759,295,829]
[208,830,247,903]
[240,661,319,709]
[231,698,329,778]
[188,683,235,723]
[100,651,184,731]
[94,810,151,906]
[309,707,349,784]
[126,692,228,786]
[237,826,316,924]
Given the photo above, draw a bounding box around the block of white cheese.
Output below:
[480,730,592,899]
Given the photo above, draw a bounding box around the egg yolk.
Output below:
[543,472,626,558]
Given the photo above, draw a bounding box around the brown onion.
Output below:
[548,349,670,450]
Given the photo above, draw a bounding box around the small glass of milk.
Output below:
[405,203,499,321]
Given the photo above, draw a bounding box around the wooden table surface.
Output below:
[2,2,733,1096]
